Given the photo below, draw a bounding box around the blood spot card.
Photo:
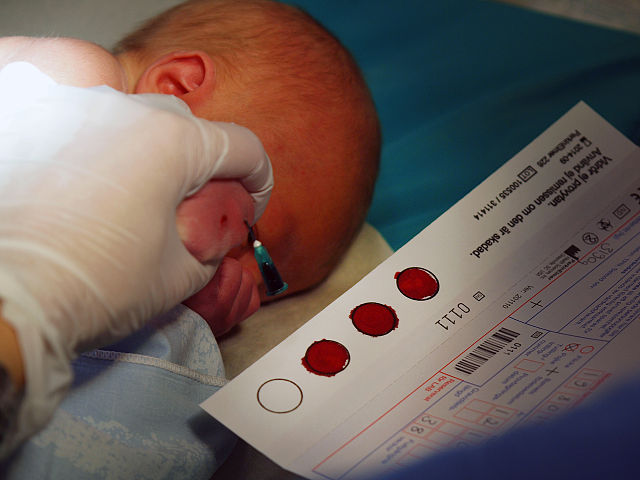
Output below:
[202,103,640,479]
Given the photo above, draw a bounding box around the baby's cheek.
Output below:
[176,180,254,263]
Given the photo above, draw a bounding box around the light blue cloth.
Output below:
[0,305,237,479]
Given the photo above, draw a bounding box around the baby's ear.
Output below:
[135,51,215,108]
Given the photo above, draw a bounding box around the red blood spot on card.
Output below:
[394,267,439,300]
[350,302,399,336]
[302,339,350,376]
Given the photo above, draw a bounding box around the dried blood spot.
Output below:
[395,267,439,300]
[302,339,350,376]
[350,302,399,336]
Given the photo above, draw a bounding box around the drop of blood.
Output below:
[350,302,399,336]
[302,339,350,376]
[394,267,439,300]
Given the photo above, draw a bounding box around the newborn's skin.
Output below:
[177,180,260,336]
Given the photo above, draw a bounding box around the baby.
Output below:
[113,0,381,324]
[0,0,380,478]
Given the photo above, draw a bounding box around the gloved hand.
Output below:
[0,62,273,455]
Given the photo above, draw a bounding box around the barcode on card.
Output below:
[455,327,520,375]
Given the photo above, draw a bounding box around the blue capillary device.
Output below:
[246,221,288,296]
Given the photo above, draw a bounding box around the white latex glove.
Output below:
[0,62,272,454]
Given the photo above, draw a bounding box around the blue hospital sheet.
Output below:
[290,0,640,249]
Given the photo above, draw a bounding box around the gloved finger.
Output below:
[22,86,272,226]
[175,180,254,264]
[130,92,272,223]
[185,119,273,223]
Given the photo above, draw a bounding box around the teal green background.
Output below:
[289,0,640,249]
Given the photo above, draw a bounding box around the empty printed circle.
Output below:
[257,378,303,413]
[350,302,399,336]
[395,267,439,300]
[302,339,350,376]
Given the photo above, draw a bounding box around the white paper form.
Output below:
[202,102,640,479]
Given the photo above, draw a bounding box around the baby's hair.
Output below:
[116,0,381,284]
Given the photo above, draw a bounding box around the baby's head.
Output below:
[115,0,381,299]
